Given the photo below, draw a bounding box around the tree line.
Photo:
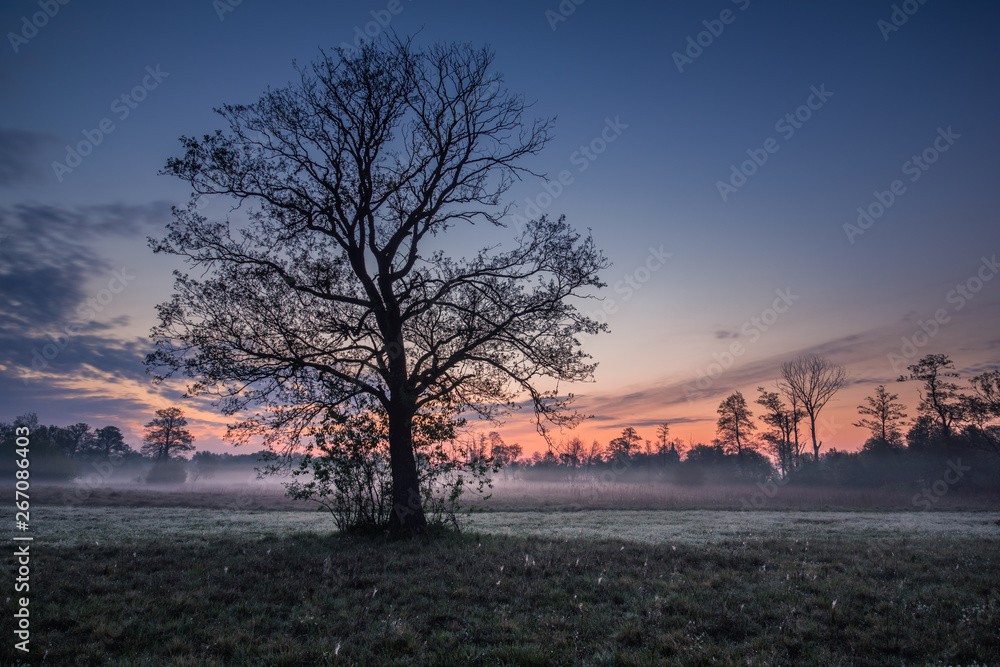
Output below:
[0,407,262,483]
[485,353,1000,493]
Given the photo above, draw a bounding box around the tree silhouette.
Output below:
[755,386,798,475]
[716,391,756,458]
[780,354,847,461]
[608,427,641,460]
[147,37,608,533]
[87,426,132,459]
[897,354,964,446]
[141,407,195,461]
[961,370,1000,454]
[854,384,907,449]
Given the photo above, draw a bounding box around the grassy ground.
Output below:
[5,503,1000,665]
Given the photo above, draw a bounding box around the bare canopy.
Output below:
[779,354,847,461]
[147,36,609,533]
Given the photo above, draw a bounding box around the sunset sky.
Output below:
[2,0,999,455]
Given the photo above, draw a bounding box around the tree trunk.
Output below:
[810,417,820,462]
[386,400,427,534]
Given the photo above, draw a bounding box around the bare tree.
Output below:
[489,437,522,480]
[582,439,604,477]
[780,354,847,461]
[554,435,586,481]
[147,37,608,533]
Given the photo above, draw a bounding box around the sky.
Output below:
[1,0,999,456]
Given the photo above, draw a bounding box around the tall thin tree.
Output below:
[780,354,847,461]
[716,391,756,458]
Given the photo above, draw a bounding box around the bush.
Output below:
[285,401,495,532]
[145,458,188,484]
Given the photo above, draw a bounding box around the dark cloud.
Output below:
[0,128,60,187]
[714,329,740,340]
[0,201,172,334]
[0,333,151,384]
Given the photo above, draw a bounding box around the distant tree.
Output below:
[190,450,221,481]
[716,391,756,458]
[780,354,847,461]
[86,426,133,459]
[554,435,585,470]
[855,384,907,449]
[582,439,604,474]
[897,354,964,446]
[607,427,641,460]
[656,423,670,452]
[490,438,523,480]
[906,414,943,453]
[148,36,608,534]
[0,414,76,481]
[141,407,195,461]
[756,386,797,475]
[684,443,727,466]
[62,423,93,458]
[661,440,682,466]
[462,432,497,467]
[962,370,1000,455]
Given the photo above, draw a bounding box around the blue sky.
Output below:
[2,0,998,452]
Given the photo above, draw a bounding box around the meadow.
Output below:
[6,482,1000,665]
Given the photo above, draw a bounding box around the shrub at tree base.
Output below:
[285,403,496,533]
[145,458,188,485]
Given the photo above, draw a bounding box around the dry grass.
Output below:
[477,480,1000,512]
[8,503,1000,665]
[35,478,1000,515]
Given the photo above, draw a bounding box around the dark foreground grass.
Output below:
[5,519,1000,666]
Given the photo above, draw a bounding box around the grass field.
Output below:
[6,488,1000,666]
